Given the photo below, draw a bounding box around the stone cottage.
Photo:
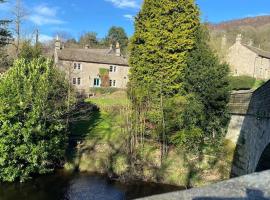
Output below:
[227,34,270,80]
[54,38,130,95]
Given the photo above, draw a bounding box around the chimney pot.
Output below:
[236,34,242,44]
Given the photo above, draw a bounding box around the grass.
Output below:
[66,90,232,187]
[87,91,130,108]
[229,75,266,90]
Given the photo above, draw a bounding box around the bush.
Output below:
[0,58,70,182]
[229,76,256,90]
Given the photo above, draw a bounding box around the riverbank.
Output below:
[0,170,183,200]
[65,91,233,187]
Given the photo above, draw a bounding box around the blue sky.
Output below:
[0,0,270,42]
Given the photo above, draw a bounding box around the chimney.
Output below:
[236,34,242,44]
[55,35,61,50]
[115,42,121,56]
[221,34,227,49]
[248,39,254,46]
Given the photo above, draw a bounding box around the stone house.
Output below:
[54,38,130,95]
[227,34,270,80]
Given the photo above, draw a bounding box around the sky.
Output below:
[0,0,270,42]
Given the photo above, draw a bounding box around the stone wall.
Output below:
[227,42,257,77]
[57,60,130,94]
[227,41,270,79]
[226,80,270,177]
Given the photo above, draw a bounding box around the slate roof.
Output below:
[57,48,129,66]
[243,44,270,59]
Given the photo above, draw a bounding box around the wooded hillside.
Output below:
[209,15,270,53]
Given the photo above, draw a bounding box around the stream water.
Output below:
[0,171,183,200]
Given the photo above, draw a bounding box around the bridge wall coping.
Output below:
[137,170,270,200]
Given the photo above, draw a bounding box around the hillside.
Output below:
[209,15,270,31]
[208,15,270,54]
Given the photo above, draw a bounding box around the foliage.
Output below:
[0,0,12,47]
[0,48,13,73]
[79,32,98,48]
[253,79,266,89]
[105,26,129,54]
[18,40,43,61]
[210,19,270,53]
[129,0,200,96]
[99,68,110,87]
[0,0,12,72]
[229,76,256,90]
[128,0,201,157]
[79,32,99,48]
[184,26,231,146]
[0,58,71,182]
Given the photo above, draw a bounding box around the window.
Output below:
[109,66,117,72]
[110,80,116,87]
[73,78,76,85]
[74,63,82,70]
[110,66,113,72]
[77,77,81,85]
[94,78,100,87]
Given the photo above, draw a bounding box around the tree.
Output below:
[0,58,71,182]
[18,40,42,61]
[128,0,200,159]
[129,0,200,97]
[12,0,27,56]
[106,26,128,54]
[65,38,79,48]
[0,0,12,72]
[183,26,230,146]
[79,32,99,48]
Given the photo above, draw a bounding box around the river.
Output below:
[0,171,183,200]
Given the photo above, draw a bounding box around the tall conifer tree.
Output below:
[129,0,200,97]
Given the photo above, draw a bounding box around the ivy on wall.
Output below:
[99,68,110,87]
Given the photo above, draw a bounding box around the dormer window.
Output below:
[74,63,77,69]
[78,63,81,70]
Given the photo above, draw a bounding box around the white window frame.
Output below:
[94,78,101,87]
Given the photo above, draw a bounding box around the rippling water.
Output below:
[0,171,183,200]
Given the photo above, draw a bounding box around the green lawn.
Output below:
[70,91,129,141]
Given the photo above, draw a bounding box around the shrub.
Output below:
[229,76,256,90]
[0,58,70,182]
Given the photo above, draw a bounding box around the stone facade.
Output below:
[226,80,270,177]
[227,34,270,80]
[54,39,130,95]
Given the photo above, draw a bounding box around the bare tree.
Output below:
[12,0,27,56]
